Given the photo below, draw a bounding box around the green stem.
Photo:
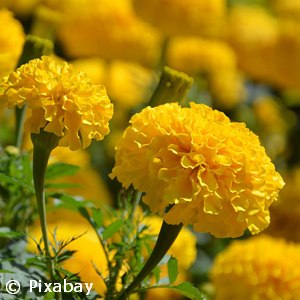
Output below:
[15,107,27,149]
[149,66,193,107]
[117,221,183,300]
[32,143,55,280]
[31,130,61,300]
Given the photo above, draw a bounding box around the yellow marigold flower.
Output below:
[210,235,300,299]
[132,0,226,37]
[0,56,113,150]
[48,0,161,66]
[27,209,108,296]
[0,9,25,79]
[110,102,284,238]
[166,37,237,77]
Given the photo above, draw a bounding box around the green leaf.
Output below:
[45,162,80,179]
[167,257,178,284]
[169,282,207,300]
[0,173,34,192]
[92,208,103,227]
[102,220,123,240]
[0,227,24,238]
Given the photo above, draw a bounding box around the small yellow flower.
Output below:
[110,102,284,238]
[210,235,300,300]
[0,0,41,16]
[0,9,25,79]
[0,56,113,150]
[133,0,226,37]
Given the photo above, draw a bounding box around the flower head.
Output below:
[0,56,113,150]
[110,103,284,238]
[210,235,300,299]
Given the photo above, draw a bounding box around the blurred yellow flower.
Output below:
[0,56,113,150]
[267,167,300,242]
[110,102,284,238]
[272,0,300,19]
[27,209,108,296]
[0,9,25,79]
[48,0,161,66]
[107,60,156,110]
[166,37,237,76]
[210,235,300,300]
[225,6,280,86]
[132,0,226,37]
[49,147,113,205]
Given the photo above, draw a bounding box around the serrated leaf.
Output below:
[167,257,178,284]
[92,208,103,227]
[0,227,24,238]
[0,173,34,192]
[47,193,84,209]
[45,162,80,179]
[169,282,207,300]
[103,220,123,240]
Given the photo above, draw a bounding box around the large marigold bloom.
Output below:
[210,235,300,299]
[110,103,284,238]
[0,9,25,79]
[0,56,113,150]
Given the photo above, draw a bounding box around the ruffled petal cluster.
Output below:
[110,103,284,238]
[0,56,113,150]
[210,235,300,299]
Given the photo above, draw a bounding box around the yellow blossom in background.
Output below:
[110,102,284,238]
[49,147,113,205]
[271,0,300,19]
[225,6,280,86]
[210,235,300,299]
[209,70,246,110]
[107,60,156,110]
[27,209,108,296]
[132,0,226,37]
[0,56,113,150]
[166,37,237,77]
[46,0,161,66]
[0,9,25,79]
[266,167,300,242]
[71,58,107,85]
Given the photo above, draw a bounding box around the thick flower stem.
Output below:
[149,66,193,107]
[117,221,183,300]
[31,131,60,299]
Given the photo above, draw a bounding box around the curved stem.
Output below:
[32,144,56,281]
[117,221,183,300]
